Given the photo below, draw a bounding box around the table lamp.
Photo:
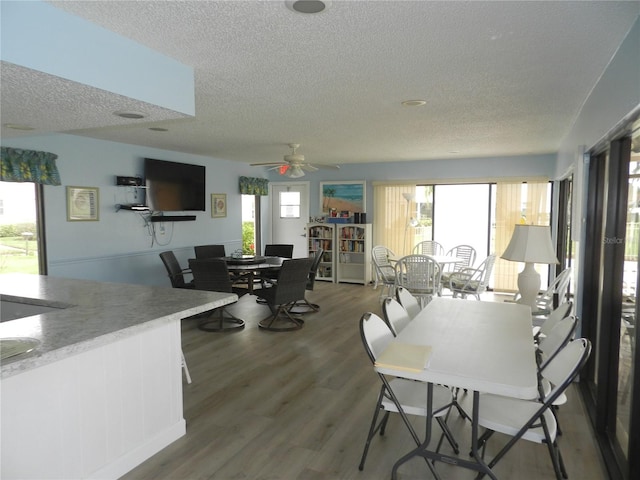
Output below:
[501,224,559,309]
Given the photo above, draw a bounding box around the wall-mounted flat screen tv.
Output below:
[144,158,206,211]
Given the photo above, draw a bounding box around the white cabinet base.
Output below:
[1,320,184,480]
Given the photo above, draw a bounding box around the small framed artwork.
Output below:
[211,193,227,218]
[66,186,99,221]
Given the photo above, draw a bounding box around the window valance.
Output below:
[0,147,61,185]
[239,176,269,196]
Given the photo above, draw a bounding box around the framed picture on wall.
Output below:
[320,181,365,214]
[66,186,99,221]
[211,193,227,218]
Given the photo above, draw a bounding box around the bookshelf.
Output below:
[336,224,372,284]
[307,223,335,282]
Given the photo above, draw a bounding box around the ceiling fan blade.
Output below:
[301,164,319,172]
[250,161,286,166]
[315,163,341,170]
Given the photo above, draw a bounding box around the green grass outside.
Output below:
[0,236,39,274]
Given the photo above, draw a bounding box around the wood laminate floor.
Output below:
[121,282,608,480]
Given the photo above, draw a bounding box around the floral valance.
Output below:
[239,176,269,196]
[0,147,61,185]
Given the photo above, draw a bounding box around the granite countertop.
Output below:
[0,274,236,379]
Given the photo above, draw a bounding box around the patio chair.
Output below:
[449,254,496,300]
[371,245,397,300]
[188,258,246,331]
[194,244,226,259]
[256,257,314,331]
[412,240,445,256]
[159,251,194,289]
[440,244,476,294]
[289,248,324,314]
[395,254,441,308]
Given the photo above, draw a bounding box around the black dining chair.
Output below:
[188,258,246,331]
[194,244,226,259]
[159,251,195,289]
[256,257,314,331]
[264,244,294,258]
[290,248,324,314]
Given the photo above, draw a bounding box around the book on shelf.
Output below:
[374,342,432,373]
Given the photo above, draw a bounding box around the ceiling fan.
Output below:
[250,143,340,178]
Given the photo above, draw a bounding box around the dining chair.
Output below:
[395,254,441,308]
[256,257,314,331]
[358,312,459,473]
[188,258,246,331]
[448,254,496,300]
[440,244,476,294]
[515,267,572,314]
[264,244,294,258]
[289,248,324,314]
[533,301,573,343]
[159,251,195,289]
[396,286,421,319]
[371,245,397,301]
[412,240,445,256]
[472,338,591,480]
[382,297,412,336]
[194,244,226,259]
[536,315,579,370]
[260,244,295,288]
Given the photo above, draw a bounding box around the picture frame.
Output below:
[320,181,365,214]
[66,186,99,221]
[211,193,227,218]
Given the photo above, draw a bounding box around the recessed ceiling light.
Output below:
[3,123,35,130]
[114,111,147,119]
[285,1,329,14]
[149,127,168,132]
[401,100,427,107]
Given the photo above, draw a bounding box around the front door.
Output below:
[269,182,310,258]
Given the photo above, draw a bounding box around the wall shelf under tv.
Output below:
[150,215,196,222]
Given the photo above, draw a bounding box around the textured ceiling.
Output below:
[2,1,639,167]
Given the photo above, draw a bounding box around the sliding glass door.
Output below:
[580,123,640,480]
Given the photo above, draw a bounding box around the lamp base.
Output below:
[516,263,540,310]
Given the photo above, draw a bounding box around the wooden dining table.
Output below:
[374,297,537,479]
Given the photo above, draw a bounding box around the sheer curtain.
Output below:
[373,183,417,257]
[493,181,551,292]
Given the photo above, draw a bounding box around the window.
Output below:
[279,191,301,218]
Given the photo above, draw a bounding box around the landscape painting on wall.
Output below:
[320,181,365,214]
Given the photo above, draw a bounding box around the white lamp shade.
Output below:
[501,224,559,264]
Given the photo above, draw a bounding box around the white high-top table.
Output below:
[375,296,537,479]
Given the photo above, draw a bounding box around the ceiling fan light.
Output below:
[287,165,305,178]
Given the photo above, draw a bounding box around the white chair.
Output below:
[537,315,579,370]
[516,267,572,313]
[396,286,421,319]
[371,245,397,300]
[395,254,441,307]
[473,339,591,480]
[412,240,445,256]
[440,244,477,293]
[382,297,412,336]
[449,254,496,300]
[358,312,459,472]
[533,301,573,342]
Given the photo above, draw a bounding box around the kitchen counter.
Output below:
[0,273,236,480]
[0,274,235,378]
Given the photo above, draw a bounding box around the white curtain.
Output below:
[373,184,417,257]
